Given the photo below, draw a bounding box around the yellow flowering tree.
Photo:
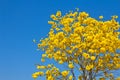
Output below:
[32,9,120,80]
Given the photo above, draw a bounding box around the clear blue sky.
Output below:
[0,0,120,80]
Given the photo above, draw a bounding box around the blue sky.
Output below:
[0,0,120,80]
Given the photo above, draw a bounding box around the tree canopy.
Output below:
[32,9,120,80]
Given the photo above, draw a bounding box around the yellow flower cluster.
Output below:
[90,56,96,60]
[33,9,120,80]
[68,63,74,69]
[99,16,103,19]
[32,71,44,79]
[116,77,120,80]
[47,75,55,80]
[37,65,46,69]
[86,64,94,70]
[61,70,69,77]
[69,75,73,80]
[82,52,90,59]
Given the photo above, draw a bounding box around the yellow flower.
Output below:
[48,54,53,59]
[99,77,105,80]
[116,63,120,68]
[37,65,41,69]
[56,11,61,17]
[91,56,96,60]
[47,64,52,68]
[78,75,82,80]
[100,47,106,53]
[82,53,90,59]
[59,60,64,64]
[86,36,93,41]
[73,59,79,63]
[32,73,38,79]
[86,64,93,70]
[112,15,118,19]
[99,16,103,19]
[86,65,91,71]
[37,43,41,48]
[48,21,55,25]
[79,12,89,18]
[68,63,74,69]
[37,65,46,69]
[46,70,50,75]
[109,73,113,77]
[67,50,72,54]
[55,27,60,31]
[73,12,78,17]
[47,75,55,80]
[116,77,120,80]
[88,49,94,53]
[69,75,73,80]
[50,14,57,20]
[61,70,69,77]
[38,71,44,76]
[32,71,44,79]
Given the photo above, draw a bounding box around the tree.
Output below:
[32,9,120,80]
